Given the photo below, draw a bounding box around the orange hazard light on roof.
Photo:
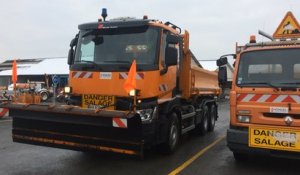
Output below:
[273,11,300,39]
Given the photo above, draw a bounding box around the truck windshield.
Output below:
[74,26,159,71]
[237,49,300,88]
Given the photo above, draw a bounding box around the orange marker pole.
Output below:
[12,59,18,102]
[123,59,137,112]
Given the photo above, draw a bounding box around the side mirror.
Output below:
[68,37,78,65]
[217,57,228,67]
[165,46,178,66]
[218,66,227,84]
[70,37,78,47]
[68,48,74,65]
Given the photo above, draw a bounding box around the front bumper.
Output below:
[227,128,300,159]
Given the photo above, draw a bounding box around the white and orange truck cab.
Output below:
[227,11,300,160]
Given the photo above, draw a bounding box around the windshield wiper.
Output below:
[239,82,280,90]
[74,60,98,66]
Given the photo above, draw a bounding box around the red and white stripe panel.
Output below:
[237,94,300,103]
[0,108,9,118]
[159,84,168,92]
[119,73,144,79]
[112,118,127,128]
[72,72,93,79]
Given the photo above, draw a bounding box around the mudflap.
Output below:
[6,104,144,157]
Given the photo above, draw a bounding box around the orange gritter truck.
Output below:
[227,11,300,160]
[1,9,226,157]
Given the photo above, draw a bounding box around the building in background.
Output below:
[0,57,69,89]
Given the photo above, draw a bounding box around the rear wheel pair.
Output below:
[198,104,217,135]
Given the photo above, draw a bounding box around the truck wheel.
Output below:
[161,113,179,154]
[40,92,49,101]
[208,105,217,132]
[198,105,209,135]
[233,152,248,161]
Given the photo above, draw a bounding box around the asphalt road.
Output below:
[0,101,300,175]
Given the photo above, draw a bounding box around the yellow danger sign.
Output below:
[82,94,115,110]
[249,126,300,152]
[273,11,300,39]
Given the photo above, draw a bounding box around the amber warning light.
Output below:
[249,35,256,43]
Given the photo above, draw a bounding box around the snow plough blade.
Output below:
[2,103,144,156]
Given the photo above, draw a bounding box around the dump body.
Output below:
[191,65,220,95]
[4,17,220,156]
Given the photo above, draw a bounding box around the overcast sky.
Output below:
[0,0,299,66]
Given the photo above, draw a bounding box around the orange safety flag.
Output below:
[123,59,136,93]
[12,59,17,90]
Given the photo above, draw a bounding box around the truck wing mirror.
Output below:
[70,37,78,47]
[216,57,228,67]
[165,46,178,66]
[68,48,74,65]
[218,66,227,85]
[68,37,78,65]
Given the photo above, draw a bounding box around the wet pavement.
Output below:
[0,101,299,175]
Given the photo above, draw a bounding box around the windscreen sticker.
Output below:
[237,77,242,84]
[100,72,112,79]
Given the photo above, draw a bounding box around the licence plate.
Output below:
[249,126,300,152]
[82,94,115,110]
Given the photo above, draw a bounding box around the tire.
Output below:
[161,113,180,154]
[233,152,248,161]
[208,104,217,132]
[40,92,49,101]
[198,105,209,136]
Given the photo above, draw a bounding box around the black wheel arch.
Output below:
[158,98,182,140]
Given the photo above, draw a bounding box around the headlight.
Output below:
[137,108,157,123]
[237,115,251,123]
[129,89,136,96]
[64,86,72,94]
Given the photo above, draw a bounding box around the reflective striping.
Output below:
[159,84,168,92]
[291,95,300,103]
[237,94,300,103]
[282,95,296,103]
[136,73,144,79]
[237,93,247,102]
[119,73,144,79]
[83,72,93,78]
[273,95,287,103]
[257,95,271,102]
[119,73,128,79]
[0,108,9,118]
[72,72,93,79]
[112,118,127,128]
[241,94,255,102]
[249,94,262,102]
[266,94,278,102]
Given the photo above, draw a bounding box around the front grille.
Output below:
[263,113,300,119]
